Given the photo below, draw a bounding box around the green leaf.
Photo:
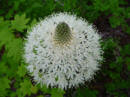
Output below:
[63,0,77,11]
[39,85,65,97]
[45,0,56,13]
[109,62,117,69]
[115,56,123,72]
[105,80,130,95]
[125,57,130,71]
[103,39,117,50]
[51,88,65,97]
[37,95,44,97]
[125,7,130,18]
[105,82,116,93]
[40,85,50,93]
[0,17,13,48]
[11,14,30,32]
[5,38,23,64]
[116,80,130,89]
[125,25,130,34]
[27,19,37,33]
[31,85,38,94]
[0,77,11,96]
[116,56,123,64]
[121,44,130,56]
[109,72,121,80]
[0,61,8,75]
[17,64,27,77]
[93,0,110,12]
[76,87,98,97]
[0,17,23,64]
[17,79,32,97]
[109,15,121,28]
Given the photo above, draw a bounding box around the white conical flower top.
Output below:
[24,13,103,90]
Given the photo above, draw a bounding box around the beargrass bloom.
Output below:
[24,13,103,89]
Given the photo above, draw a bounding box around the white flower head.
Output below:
[24,13,103,90]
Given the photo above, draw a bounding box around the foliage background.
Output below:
[0,0,130,97]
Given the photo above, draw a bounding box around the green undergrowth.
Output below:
[0,0,129,97]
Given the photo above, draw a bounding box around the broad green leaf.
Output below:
[0,18,13,48]
[109,16,121,28]
[17,64,27,77]
[17,79,32,97]
[6,38,23,64]
[40,85,50,93]
[31,85,38,94]
[125,57,130,71]
[103,38,118,50]
[51,88,65,97]
[0,61,8,75]
[76,87,98,97]
[109,62,117,69]
[63,0,77,11]
[0,77,11,94]
[105,82,116,93]
[27,19,37,33]
[121,44,130,56]
[11,14,30,32]
[37,95,44,97]
[109,72,121,80]
[39,85,65,97]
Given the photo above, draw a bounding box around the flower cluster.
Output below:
[24,13,103,89]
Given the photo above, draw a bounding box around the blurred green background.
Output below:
[0,0,130,97]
